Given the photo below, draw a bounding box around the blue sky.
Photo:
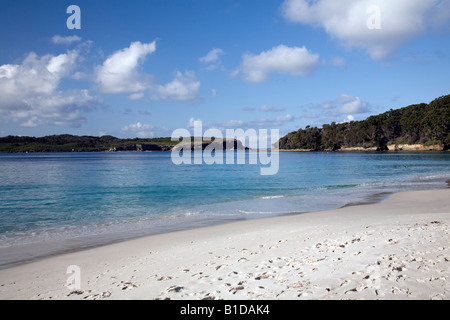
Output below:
[1,0,449,140]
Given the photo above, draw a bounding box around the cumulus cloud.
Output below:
[199,48,224,70]
[281,0,450,60]
[199,48,224,63]
[335,95,369,114]
[237,45,320,83]
[121,122,155,138]
[51,35,82,45]
[1,39,206,130]
[95,41,156,94]
[157,71,201,102]
[19,90,96,128]
[318,94,370,114]
[0,51,78,97]
[96,41,201,102]
[0,50,96,127]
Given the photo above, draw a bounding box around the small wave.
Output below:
[259,195,285,200]
[237,209,276,215]
[174,210,203,218]
[413,173,450,181]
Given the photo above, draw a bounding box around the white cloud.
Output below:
[0,51,78,97]
[96,41,156,94]
[221,119,245,128]
[157,71,201,102]
[128,92,145,101]
[199,48,224,71]
[121,122,155,138]
[275,114,295,122]
[199,48,225,71]
[199,48,224,64]
[238,45,320,83]
[281,0,450,60]
[0,50,96,128]
[260,105,285,112]
[336,95,369,114]
[317,94,370,114]
[122,122,154,131]
[96,41,202,102]
[51,35,82,45]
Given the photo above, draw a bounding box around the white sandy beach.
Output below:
[0,189,449,300]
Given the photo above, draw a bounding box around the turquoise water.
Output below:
[0,151,449,268]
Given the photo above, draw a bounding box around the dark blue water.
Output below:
[0,151,449,267]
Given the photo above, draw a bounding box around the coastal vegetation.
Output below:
[0,135,178,153]
[278,94,450,151]
[0,135,246,153]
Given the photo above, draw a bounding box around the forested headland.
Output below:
[278,94,450,151]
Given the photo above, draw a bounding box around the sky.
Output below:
[0,0,449,141]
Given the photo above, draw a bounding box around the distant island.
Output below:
[0,135,174,153]
[0,135,247,153]
[1,94,448,153]
[278,94,449,151]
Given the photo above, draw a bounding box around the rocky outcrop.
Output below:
[160,145,173,151]
[338,147,378,151]
[387,144,444,151]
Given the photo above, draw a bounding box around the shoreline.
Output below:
[2,148,449,154]
[0,188,449,300]
[0,186,420,271]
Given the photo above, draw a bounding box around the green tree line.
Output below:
[0,135,178,153]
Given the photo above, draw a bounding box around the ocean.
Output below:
[0,151,449,268]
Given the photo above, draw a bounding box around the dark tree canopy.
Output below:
[0,135,178,153]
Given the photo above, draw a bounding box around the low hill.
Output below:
[0,135,247,153]
[0,135,178,153]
